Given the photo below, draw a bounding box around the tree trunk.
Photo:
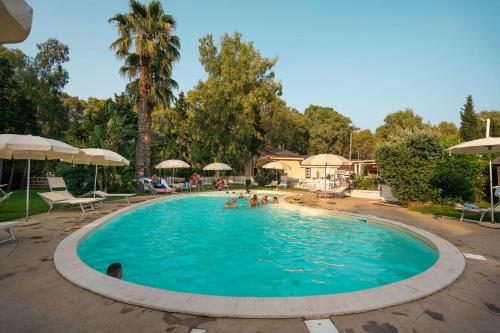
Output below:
[135,54,153,191]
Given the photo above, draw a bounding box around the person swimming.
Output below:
[261,195,268,204]
[272,196,279,204]
[249,194,258,207]
[238,192,244,199]
[224,198,239,208]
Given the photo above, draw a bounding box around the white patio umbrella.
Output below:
[155,159,190,183]
[0,0,33,43]
[301,153,352,190]
[445,137,500,223]
[203,162,232,171]
[61,148,129,197]
[262,161,291,184]
[0,134,80,219]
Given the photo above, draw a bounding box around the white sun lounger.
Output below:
[0,184,12,206]
[89,190,135,204]
[265,180,278,188]
[0,221,19,244]
[457,204,500,223]
[326,183,350,199]
[38,177,103,213]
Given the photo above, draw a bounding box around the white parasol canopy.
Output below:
[262,161,291,171]
[301,153,352,167]
[445,137,500,223]
[61,148,129,197]
[0,134,80,219]
[203,162,232,171]
[155,159,190,184]
[0,0,33,43]
[262,161,291,185]
[301,154,351,191]
[155,159,190,169]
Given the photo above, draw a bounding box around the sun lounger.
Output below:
[146,183,176,195]
[38,177,104,213]
[0,221,19,244]
[326,183,350,199]
[456,203,500,223]
[277,181,288,189]
[0,184,12,206]
[0,191,12,205]
[89,190,135,204]
[265,180,278,188]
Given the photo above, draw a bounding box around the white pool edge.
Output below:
[54,191,465,318]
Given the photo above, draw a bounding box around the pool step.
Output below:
[190,329,206,333]
[304,319,340,333]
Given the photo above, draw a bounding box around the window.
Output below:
[305,168,311,179]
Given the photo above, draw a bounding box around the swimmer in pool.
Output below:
[272,196,279,204]
[261,195,268,204]
[249,195,258,207]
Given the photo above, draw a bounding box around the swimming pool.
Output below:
[77,194,438,297]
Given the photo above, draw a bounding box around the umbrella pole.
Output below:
[490,153,494,223]
[25,153,31,220]
[324,164,327,191]
[93,165,98,197]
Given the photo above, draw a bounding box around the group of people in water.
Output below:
[224,192,278,208]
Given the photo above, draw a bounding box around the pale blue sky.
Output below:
[8,0,500,130]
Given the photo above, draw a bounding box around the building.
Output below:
[246,147,305,183]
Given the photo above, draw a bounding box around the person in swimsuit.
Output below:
[272,196,279,203]
[261,195,268,204]
[249,194,258,207]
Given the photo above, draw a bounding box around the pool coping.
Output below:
[54,191,465,318]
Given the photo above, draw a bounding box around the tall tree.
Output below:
[352,129,375,159]
[187,33,281,171]
[375,108,426,142]
[109,0,180,183]
[304,105,355,156]
[459,95,481,141]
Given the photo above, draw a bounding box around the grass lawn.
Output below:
[0,189,51,222]
[409,204,500,223]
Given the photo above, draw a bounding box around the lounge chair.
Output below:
[0,184,12,206]
[0,221,19,244]
[145,182,176,195]
[265,180,278,188]
[0,192,12,206]
[38,177,104,213]
[456,203,500,223]
[277,181,288,189]
[90,190,135,204]
[326,183,350,198]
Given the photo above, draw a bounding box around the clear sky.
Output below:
[8,0,500,131]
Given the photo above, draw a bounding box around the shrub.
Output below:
[431,154,485,203]
[354,176,378,190]
[375,127,442,205]
[254,157,276,186]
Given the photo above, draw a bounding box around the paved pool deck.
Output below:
[1,193,500,333]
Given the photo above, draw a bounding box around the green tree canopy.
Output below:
[375,108,426,142]
[352,129,375,159]
[304,105,355,156]
[187,32,282,171]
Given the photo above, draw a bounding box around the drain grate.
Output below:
[304,319,340,333]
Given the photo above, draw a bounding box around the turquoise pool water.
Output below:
[78,195,438,297]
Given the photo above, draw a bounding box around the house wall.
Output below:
[245,154,305,180]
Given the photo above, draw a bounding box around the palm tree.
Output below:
[109,0,180,186]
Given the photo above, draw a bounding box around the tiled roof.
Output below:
[259,147,303,159]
